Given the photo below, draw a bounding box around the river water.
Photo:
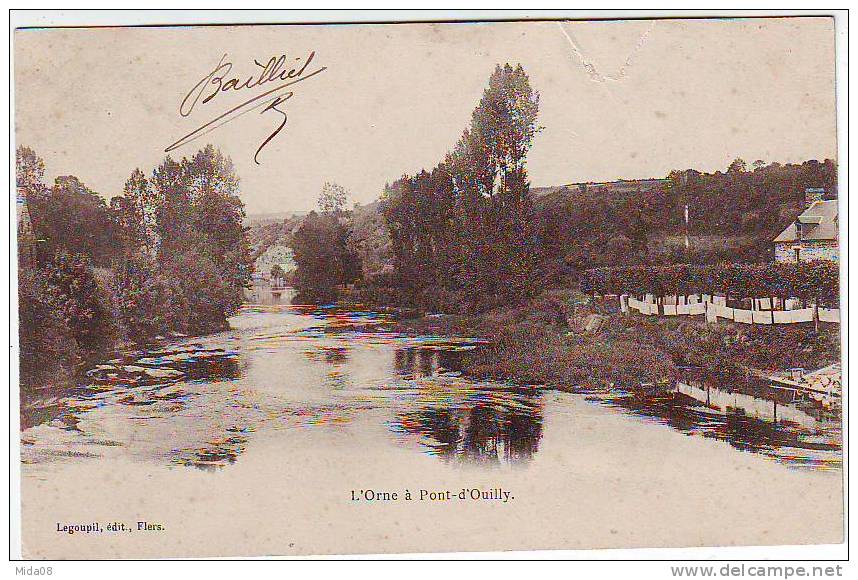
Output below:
[20,304,843,558]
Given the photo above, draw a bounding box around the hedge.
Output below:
[579,261,839,304]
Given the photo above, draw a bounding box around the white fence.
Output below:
[621,294,839,325]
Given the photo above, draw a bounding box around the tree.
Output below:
[727,158,747,174]
[159,241,234,332]
[42,253,115,356]
[449,63,542,309]
[621,205,649,257]
[152,155,193,257]
[317,181,350,214]
[148,145,252,332]
[15,147,45,269]
[348,203,393,280]
[27,175,120,266]
[18,147,119,266]
[18,265,79,394]
[381,165,460,308]
[16,146,46,199]
[16,143,255,399]
[188,146,252,314]
[110,255,172,341]
[292,211,361,304]
[376,64,542,312]
[291,181,363,304]
[113,168,158,257]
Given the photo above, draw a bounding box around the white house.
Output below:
[773,189,838,263]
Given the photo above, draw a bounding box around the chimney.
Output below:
[805,188,825,207]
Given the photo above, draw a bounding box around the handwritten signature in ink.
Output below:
[166,51,326,164]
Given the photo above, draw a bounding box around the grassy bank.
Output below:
[392,289,841,392]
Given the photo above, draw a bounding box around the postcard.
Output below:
[13,13,844,559]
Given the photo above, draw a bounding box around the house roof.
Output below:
[773,200,838,243]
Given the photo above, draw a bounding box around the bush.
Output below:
[42,253,116,357]
[111,256,173,342]
[580,261,838,304]
[18,267,80,395]
[160,247,235,334]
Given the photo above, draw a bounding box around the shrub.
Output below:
[580,261,838,304]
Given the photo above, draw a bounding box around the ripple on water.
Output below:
[19,306,842,474]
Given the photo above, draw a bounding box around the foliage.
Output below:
[664,159,836,235]
[111,168,158,256]
[348,202,393,279]
[317,181,350,214]
[159,243,238,332]
[381,63,542,312]
[580,261,839,304]
[16,146,46,197]
[382,166,457,308]
[292,210,361,304]
[270,264,286,284]
[450,64,542,309]
[17,144,253,395]
[26,175,121,266]
[147,145,252,332]
[41,253,116,356]
[394,288,838,395]
[535,158,837,276]
[110,255,172,340]
[292,182,362,304]
[18,265,80,393]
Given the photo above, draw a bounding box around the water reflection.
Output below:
[388,346,544,464]
[390,393,542,464]
[594,382,841,471]
[389,391,544,465]
[316,346,349,364]
[20,305,840,475]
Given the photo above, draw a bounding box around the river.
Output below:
[20,304,843,558]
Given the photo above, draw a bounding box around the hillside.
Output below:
[246,214,304,262]
[537,159,837,273]
[246,158,837,280]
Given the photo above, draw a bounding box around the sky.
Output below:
[15,17,836,215]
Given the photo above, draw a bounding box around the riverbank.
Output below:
[391,289,841,394]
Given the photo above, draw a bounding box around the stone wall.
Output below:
[774,241,838,263]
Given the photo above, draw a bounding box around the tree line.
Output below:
[17,144,251,394]
[538,158,837,273]
[290,63,544,313]
[285,65,837,310]
[579,262,839,305]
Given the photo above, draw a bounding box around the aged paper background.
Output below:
[16,18,835,215]
[15,18,840,559]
